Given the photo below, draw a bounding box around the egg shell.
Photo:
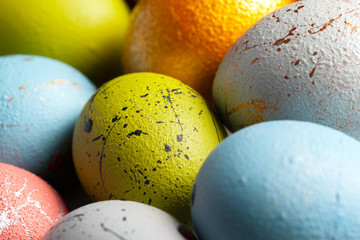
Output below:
[122,0,295,101]
[42,200,197,240]
[0,162,68,240]
[0,54,96,182]
[191,120,360,240]
[0,0,130,86]
[213,0,360,139]
[72,72,227,225]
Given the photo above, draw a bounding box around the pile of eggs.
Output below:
[1,0,360,239]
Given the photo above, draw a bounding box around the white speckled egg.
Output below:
[213,0,360,139]
[42,200,198,240]
[191,120,360,240]
[0,54,96,184]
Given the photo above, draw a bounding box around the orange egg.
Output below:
[122,0,296,101]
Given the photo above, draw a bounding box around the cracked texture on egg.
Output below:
[213,0,360,140]
[0,163,68,240]
[72,72,226,225]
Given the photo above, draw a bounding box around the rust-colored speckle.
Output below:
[72,82,77,86]
[293,59,301,65]
[284,75,289,79]
[277,48,281,52]
[12,154,19,160]
[308,8,360,34]
[294,5,304,14]
[288,93,291,97]
[313,52,318,56]
[273,27,297,46]
[242,40,258,51]
[8,97,13,102]
[227,99,271,124]
[56,79,65,84]
[19,86,26,90]
[250,58,260,65]
[309,58,321,78]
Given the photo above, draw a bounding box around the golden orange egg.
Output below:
[122,0,296,101]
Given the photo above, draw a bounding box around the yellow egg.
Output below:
[72,72,227,225]
[0,0,130,86]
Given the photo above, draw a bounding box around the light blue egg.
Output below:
[191,120,360,240]
[0,54,96,181]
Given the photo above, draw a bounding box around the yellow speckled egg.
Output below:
[72,72,227,225]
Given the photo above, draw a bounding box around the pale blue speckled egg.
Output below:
[191,120,360,240]
[213,0,360,140]
[0,55,96,183]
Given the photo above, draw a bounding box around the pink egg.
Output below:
[0,163,68,240]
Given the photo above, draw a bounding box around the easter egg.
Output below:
[0,55,96,184]
[72,72,227,225]
[0,0,130,86]
[213,0,360,139]
[43,200,197,240]
[191,120,360,240]
[122,0,295,101]
[0,163,68,240]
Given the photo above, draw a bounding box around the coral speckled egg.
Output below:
[0,0,130,86]
[72,72,226,225]
[0,55,96,181]
[213,0,360,139]
[0,162,68,240]
[43,200,197,240]
[191,120,360,240]
[122,0,295,101]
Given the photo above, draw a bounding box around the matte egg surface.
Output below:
[0,54,96,178]
[42,200,197,240]
[72,72,226,225]
[213,0,360,139]
[0,0,130,85]
[0,163,68,240]
[191,120,360,240]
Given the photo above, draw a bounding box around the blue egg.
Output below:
[0,55,96,181]
[191,120,360,240]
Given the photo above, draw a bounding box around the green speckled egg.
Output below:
[72,72,226,225]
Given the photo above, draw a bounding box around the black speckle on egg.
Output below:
[92,134,104,142]
[84,118,93,133]
[165,144,171,152]
[177,134,183,142]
